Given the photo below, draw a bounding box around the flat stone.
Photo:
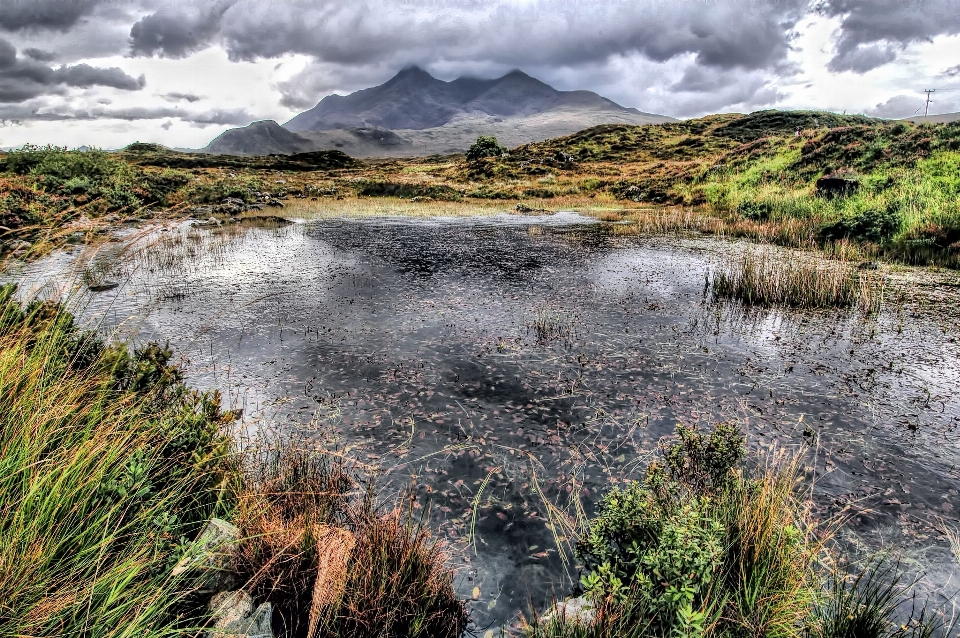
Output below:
[172,518,239,593]
[541,595,595,626]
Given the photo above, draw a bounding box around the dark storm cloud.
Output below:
[0,0,106,32]
[817,0,960,72]
[0,38,144,103]
[129,1,236,58]
[127,0,808,73]
[22,47,57,62]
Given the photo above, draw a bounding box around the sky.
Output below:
[1,0,959,149]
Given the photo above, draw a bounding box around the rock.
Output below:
[515,203,550,214]
[265,199,285,208]
[857,261,880,270]
[409,196,434,203]
[172,518,239,593]
[541,596,595,626]
[88,281,120,292]
[816,175,859,198]
[208,591,273,638]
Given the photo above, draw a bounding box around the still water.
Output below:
[12,212,960,631]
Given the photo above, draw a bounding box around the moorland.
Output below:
[2,110,960,638]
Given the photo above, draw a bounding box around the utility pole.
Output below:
[924,89,936,119]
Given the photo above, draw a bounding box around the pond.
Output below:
[11,211,960,632]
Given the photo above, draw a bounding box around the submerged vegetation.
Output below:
[1,279,950,637]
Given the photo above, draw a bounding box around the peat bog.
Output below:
[10,211,960,631]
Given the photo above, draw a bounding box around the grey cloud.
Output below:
[57,64,145,90]
[0,0,106,32]
[126,0,809,74]
[0,101,255,126]
[946,64,960,78]
[22,47,56,62]
[669,68,783,116]
[826,42,897,73]
[162,91,202,102]
[0,38,145,103]
[129,1,236,58]
[866,94,924,119]
[817,0,960,72]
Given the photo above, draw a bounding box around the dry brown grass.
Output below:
[232,446,467,638]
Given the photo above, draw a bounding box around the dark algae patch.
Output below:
[19,214,960,632]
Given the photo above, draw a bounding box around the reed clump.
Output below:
[712,249,885,312]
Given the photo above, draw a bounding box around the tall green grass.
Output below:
[0,284,235,637]
[711,249,885,312]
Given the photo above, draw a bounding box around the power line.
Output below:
[923,89,936,118]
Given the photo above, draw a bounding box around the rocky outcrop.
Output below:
[207,590,273,638]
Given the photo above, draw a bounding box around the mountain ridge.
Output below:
[204,66,675,157]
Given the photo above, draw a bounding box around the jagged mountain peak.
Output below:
[283,67,640,132]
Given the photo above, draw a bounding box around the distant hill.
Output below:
[901,112,960,124]
[205,120,314,156]
[203,67,674,157]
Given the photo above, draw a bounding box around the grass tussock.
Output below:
[712,249,885,312]
[0,283,235,637]
[233,446,468,638]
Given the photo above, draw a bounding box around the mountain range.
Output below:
[204,67,674,157]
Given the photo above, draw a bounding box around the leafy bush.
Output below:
[820,202,903,243]
[571,423,817,638]
[466,135,507,161]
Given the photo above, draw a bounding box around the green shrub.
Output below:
[820,202,903,243]
[737,199,774,221]
[466,135,507,161]
[571,424,816,638]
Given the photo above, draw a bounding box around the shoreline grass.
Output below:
[4,111,960,270]
[0,288,467,638]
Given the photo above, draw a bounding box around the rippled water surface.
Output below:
[13,213,960,631]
